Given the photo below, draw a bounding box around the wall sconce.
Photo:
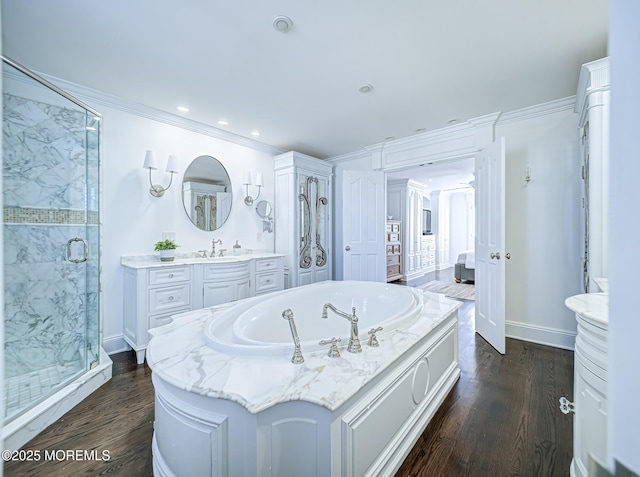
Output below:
[143,150,179,197]
[242,171,263,205]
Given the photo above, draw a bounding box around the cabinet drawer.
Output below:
[386,265,401,276]
[149,284,191,314]
[386,255,400,266]
[387,233,399,242]
[386,244,401,254]
[255,258,279,273]
[149,266,191,286]
[386,223,400,233]
[254,271,279,294]
[203,262,249,281]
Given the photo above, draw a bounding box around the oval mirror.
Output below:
[256,200,272,218]
[182,155,232,231]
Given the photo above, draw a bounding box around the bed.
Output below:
[455,250,475,283]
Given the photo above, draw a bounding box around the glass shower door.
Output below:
[2,58,100,423]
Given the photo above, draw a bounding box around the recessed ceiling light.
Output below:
[448,119,459,124]
[415,128,426,133]
[218,120,229,126]
[273,15,293,32]
[384,136,395,141]
[358,84,373,94]
[250,131,260,137]
[176,106,190,113]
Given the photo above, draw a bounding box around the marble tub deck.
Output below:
[146,289,461,414]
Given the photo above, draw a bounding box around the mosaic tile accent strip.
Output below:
[3,206,98,225]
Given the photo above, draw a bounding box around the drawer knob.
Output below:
[168,273,174,278]
[168,296,174,301]
[266,279,272,283]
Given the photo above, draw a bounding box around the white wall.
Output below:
[448,192,472,260]
[99,106,277,351]
[498,108,582,349]
[608,1,640,472]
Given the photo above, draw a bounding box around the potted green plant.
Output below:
[154,239,179,262]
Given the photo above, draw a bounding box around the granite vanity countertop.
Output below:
[121,252,285,269]
[565,292,608,327]
[145,290,461,414]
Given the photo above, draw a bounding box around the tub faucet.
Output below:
[210,238,222,257]
[282,309,304,364]
[321,303,362,353]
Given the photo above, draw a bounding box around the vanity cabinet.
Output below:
[565,293,608,477]
[122,254,284,364]
[274,151,333,288]
[123,265,192,364]
[202,262,250,307]
[252,257,284,295]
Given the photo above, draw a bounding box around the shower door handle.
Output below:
[67,237,89,263]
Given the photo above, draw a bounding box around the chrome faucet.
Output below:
[321,303,362,353]
[282,309,304,364]
[210,238,222,257]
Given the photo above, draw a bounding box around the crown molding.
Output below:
[32,72,288,156]
[326,149,372,165]
[498,96,576,125]
[574,57,610,125]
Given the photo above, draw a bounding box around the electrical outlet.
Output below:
[162,232,176,241]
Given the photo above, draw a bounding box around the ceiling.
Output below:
[2,1,608,167]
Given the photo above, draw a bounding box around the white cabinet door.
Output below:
[204,281,235,307]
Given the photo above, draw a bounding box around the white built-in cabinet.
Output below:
[387,179,436,280]
[122,255,284,364]
[575,57,609,292]
[564,293,608,477]
[274,151,333,288]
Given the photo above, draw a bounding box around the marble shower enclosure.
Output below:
[3,90,99,419]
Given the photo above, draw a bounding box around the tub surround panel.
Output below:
[147,286,460,476]
[147,289,460,413]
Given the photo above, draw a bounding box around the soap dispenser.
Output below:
[233,240,241,255]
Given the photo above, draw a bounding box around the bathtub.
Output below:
[203,280,423,356]
[147,280,461,476]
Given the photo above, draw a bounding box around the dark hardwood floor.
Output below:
[5,281,574,477]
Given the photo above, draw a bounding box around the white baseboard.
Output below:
[506,321,576,350]
[102,335,130,355]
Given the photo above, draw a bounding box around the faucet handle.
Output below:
[319,337,342,358]
[197,249,208,258]
[367,327,384,347]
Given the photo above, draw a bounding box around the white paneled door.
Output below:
[342,170,386,282]
[475,137,506,354]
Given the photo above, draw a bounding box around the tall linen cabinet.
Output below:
[274,151,333,288]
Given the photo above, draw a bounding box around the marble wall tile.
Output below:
[3,92,99,388]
